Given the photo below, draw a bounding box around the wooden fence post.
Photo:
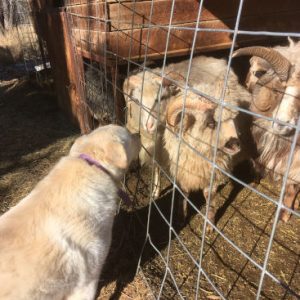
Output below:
[32,2,92,133]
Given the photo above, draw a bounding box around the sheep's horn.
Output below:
[166,96,215,127]
[233,47,291,81]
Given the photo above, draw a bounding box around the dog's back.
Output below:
[0,157,118,299]
[0,125,140,300]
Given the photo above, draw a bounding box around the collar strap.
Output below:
[79,153,111,177]
[79,153,132,206]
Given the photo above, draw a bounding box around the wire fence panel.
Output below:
[0,0,47,78]
[64,0,300,299]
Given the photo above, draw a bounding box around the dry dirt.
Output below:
[0,76,299,300]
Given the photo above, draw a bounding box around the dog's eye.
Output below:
[254,70,266,78]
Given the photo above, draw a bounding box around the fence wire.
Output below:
[64,0,300,299]
[0,0,47,78]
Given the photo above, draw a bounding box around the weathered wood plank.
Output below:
[65,0,148,6]
[73,10,300,63]
[67,2,107,31]
[67,0,300,31]
[110,0,300,31]
[36,10,92,133]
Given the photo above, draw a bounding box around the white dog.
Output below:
[0,125,140,300]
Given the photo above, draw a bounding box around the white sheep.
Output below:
[123,56,252,228]
[123,68,178,197]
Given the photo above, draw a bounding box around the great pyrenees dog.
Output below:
[0,125,140,300]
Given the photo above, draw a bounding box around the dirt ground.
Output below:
[0,75,299,300]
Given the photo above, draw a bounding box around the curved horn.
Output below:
[233,46,291,81]
[166,95,215,127]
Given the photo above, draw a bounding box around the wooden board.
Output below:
[73,9,300,64]
[67,0,300,31]
[65,0,149,6]
[36,10,93,133]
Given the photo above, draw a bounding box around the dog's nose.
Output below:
[132,132,141,140]
[132,133,141,149]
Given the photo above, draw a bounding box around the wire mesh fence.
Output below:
[0,0,46,77]
[64,1,300,299]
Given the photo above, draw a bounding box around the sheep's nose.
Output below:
[273,122,295,136]
[224,138,240,155]
[146,119,155,133]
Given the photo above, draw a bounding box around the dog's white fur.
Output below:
[0,125,140,300]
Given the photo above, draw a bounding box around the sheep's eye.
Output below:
[206,115,216,129]
[254,70,266,78]
[208,120,216,129]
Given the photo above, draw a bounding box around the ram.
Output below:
[233,40,300,222]
[163,56,252,230]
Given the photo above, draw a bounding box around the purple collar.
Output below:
[79,153,132,206]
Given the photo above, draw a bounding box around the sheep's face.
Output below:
[124,74,178,134]
[238,46,299,136]
[272,72,300,136]
[246,57,271,91]
[249,65,299,136]
[217,114,241,156]
[167,96,241,157]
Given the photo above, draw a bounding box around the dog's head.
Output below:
[70,125,141,176]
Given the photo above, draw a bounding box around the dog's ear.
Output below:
[103,141,128,170]
[70,134,87,154]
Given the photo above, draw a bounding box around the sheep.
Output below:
[123,68,178,197]
[233,39,300,135]
[123,56,253,225]
[163,56,252,230]
[233,40,300,222]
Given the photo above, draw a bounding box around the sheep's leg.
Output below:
[203,185,217,233]
[176,190,188,226]
[251,159,264,184]
[151,166,161,198]
[280,184,298,223]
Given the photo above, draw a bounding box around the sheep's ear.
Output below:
[162,84,180,98]
[173,111,195,133]
[160,85,178,100]
[123,75,142,100]
[103,141,128,170]
[162,71,184,95]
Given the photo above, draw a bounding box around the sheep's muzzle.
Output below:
[223,137,240,155]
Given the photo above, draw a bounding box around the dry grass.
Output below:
[0,25,38,64]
